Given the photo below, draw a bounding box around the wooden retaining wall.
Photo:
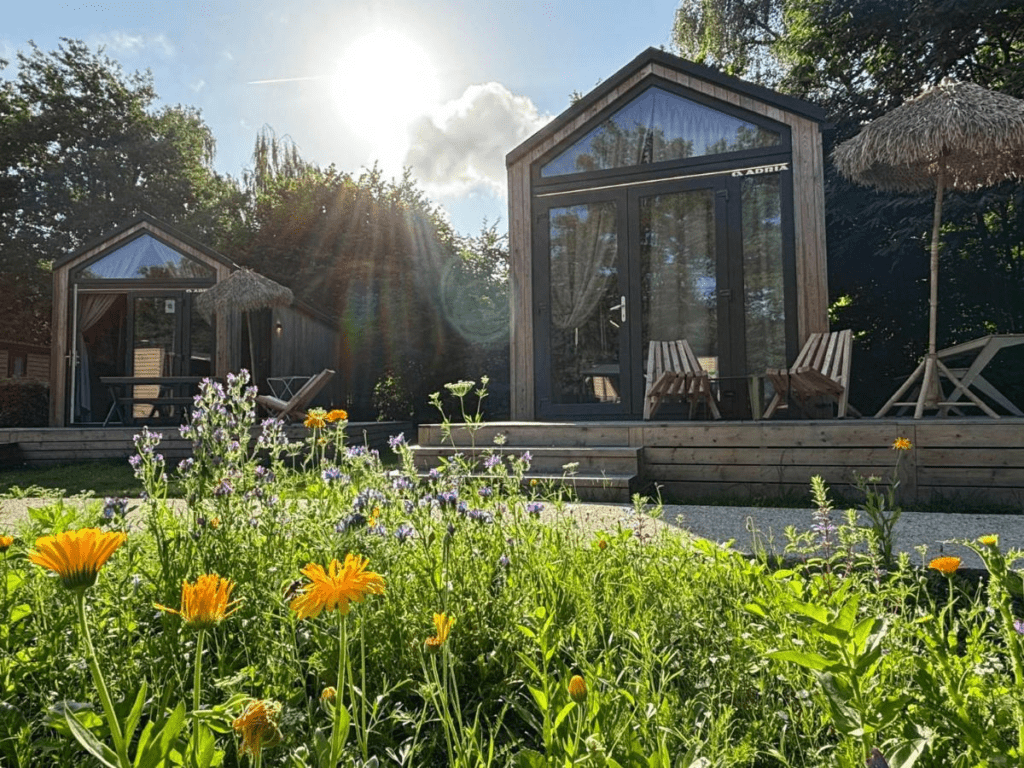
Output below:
[0,422,412,468]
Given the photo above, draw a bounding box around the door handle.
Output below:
[609,296,626,323]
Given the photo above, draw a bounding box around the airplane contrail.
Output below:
[247,76,323,85]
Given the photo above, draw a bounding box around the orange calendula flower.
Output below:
[232,699,283,758]
[304,409,327,429]
[320,686,336,703]
[155,573,240,631]
[978,534,999,547]
[29,528,126,590]
[289,554,385,620]
[425,612,454,654]
[0,535,13,553]
[325,409,348,423]
[928,556,961,575]
[892,437,912,451]
[568,675,587,704]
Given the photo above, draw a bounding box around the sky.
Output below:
[2,0,682,236]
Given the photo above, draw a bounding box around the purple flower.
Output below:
[368,523,388,537]
[335,512,367,533]
[526,502,544,517]
[102,497,128,520]
[1015,619,1024,636]
[484,454,502,470]
[467,508,494,525]
[437,490,459,507]
[128,454,142,469]
[322,466,346,483]
[395,523,416,543]
[498,553,511,569]
[478,485,493,498]
[214,478,234,496]
[388,432,407,450]
[428,468,442,481]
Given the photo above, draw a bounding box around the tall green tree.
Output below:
[673,0,1024,409]
[0,38,242,345]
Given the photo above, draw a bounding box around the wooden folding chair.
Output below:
[763,329,858,418]
[255,369,335,421]
[643,340,721,420]
[132,347,164,420]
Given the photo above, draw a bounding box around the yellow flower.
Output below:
[568,675,587,704]
[325,409,348,423]
[597,539,608,551]
[304,408,327,429]
[0,535,13,553]
[210,517,220,530]
[29,528,126,590]
[978,534,999,547]
[232,699,283,758]
[425,612,454,653]
[892,437,912,451]
[155,574,239,631]
[289,554,385,620]
[928,556,961,575]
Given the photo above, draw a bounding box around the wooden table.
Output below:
[876,334,1024,418]
[101,376,205,426]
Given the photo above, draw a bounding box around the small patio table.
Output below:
[267,375,312,401]
[876,334,1024,418]
[101,376,204,426]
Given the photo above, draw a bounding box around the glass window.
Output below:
[75,234,215,280]
[541,86,782,177]
[742,175,786,373]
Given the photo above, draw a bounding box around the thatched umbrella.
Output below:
[834,80,1024,417]
[197,268,294,386]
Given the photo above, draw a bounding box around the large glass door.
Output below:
[535,197,631,417]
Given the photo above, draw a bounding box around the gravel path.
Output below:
[2,497,1019,570]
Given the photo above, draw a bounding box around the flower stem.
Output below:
[75,590,129,767]
[330,614,349,765]
[192,628,205,768]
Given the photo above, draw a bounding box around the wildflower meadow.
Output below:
[1,372,1022,767]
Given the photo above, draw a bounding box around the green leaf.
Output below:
[136,702,186,768]
[817,672,861,736]
[832,594,860,635]
[743,602,767,618]
[528,685,548,713]
[194,723,217,768]
[65,709,120,768]
[552,701,575,730]
[8,603,31,624]
[511,748,548,768]
[124,682,148,746]
[781,598,829,626]
[768,649,835,671]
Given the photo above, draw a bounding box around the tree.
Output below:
[0,39,242,345]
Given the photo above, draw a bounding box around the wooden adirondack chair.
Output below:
[643,340,721,420]
[763,329,856,419]
[255,368,335,421]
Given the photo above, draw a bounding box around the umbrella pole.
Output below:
[915,165,946,417]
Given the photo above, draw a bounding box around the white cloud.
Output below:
[94,32,175,57]
[404,82,552,198]
[191,79,206,93]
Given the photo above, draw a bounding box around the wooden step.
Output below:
[416,422,634,448]
[410,445,640,475]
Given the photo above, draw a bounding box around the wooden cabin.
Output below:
[49,215,235,426]
[506,48,829,420]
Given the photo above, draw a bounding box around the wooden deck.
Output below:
[0,422,412,468]
[413,419,1024,508]
[3,419,1021,509]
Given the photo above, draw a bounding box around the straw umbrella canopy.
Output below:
[834,79,1024,417]
[197,268,294,385]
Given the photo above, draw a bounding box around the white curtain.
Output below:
[75,293,119,418]
[550,204,617,333]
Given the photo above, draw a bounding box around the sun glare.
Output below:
[331,29,440,156]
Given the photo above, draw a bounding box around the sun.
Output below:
[330,29,440,152]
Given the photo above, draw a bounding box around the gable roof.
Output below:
[507,47,827,167]
[53,212,239,271]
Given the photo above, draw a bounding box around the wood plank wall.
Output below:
[270,306,341,408]
[641,420,1024,507]
[0,422,413,468]
[507,62,830,419]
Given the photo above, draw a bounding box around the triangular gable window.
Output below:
[541,86,782,177]
[75,234,216,280]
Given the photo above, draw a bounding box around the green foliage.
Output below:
[0,379,48,427]
[3,382,1024,765]
[372,370,414,422]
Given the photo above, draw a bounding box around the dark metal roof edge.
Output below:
[506,47,827,167]
[53,212,240,271]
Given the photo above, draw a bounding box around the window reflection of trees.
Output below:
[742,176,786,373]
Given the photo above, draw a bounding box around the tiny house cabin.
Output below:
[49,215,235,427]
[506,49,830,420]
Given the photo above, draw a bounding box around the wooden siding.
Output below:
[270,306,340,407]
[0,421,413,467]
[415,419,1024,508]
[507,59,830,419]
